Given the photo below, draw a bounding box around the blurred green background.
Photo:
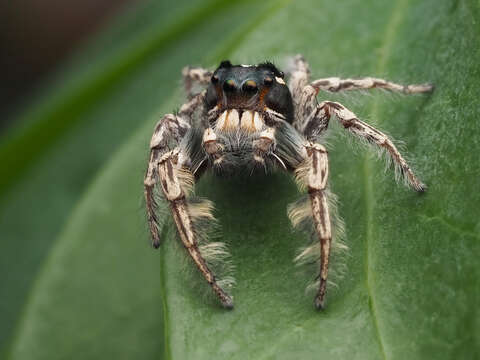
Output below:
[0,0,478,359]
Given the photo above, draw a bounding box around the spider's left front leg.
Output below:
[284,140,332,309]
[265,114,333,308]
[301,143,332,309]
[302,100,426,191]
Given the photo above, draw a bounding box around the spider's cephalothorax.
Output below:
[204,60,294,120]
[201,60,296,173]
[144,55,433,310]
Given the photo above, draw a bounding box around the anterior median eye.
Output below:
[223,79,236,92]
[242,80,258,92]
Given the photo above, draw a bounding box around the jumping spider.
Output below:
[144,55,433,310]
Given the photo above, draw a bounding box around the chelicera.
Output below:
[144,55,433,309]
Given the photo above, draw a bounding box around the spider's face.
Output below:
[205,60,294,124]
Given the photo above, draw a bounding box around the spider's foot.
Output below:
[417,183,427,193]
[314,296,325,311]
[405,83,434,94]
[221,296,234,310]
[314,278,327,310]
[213,283,234,309]
[411,178,427,192]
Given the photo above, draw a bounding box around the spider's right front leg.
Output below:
[144,114,190,248]
[144,92,205,247]
[157,149,234,309]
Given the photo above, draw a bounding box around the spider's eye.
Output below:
[223,79,237,92]
[264,76,273,86]
[278,71,285,78]
[242,80,258,93]
[211,74,219,84]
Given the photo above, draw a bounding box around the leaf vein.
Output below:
[364,0,410,359]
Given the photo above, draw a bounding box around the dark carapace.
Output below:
[205,60,294,122]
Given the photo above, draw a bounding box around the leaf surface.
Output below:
[2,0,479,359]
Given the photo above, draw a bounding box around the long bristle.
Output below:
[147,184,171,247]
[293,160,310,192]
[188,199,215,221]
[177,167,195,196]
[338,123,425,191]
[187,197,235,295]
[287,197,312,228]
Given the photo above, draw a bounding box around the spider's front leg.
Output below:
[288,53,433,96]
[279,132,333,309]
[145,98,234,308]
[305,101,426,191]
[156,148,234,309]
[274,119,334,309]
[310,76,433,94]
[298,142,332,309]
[144,92,205,247]
[288,54,433,139]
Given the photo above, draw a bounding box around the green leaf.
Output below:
[2,0,479,359]
[0,0,276,356]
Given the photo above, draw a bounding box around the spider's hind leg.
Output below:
[311,76,433,94]
[286,54,311,98]
[182,66,213,99]
[286,55,316,131]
